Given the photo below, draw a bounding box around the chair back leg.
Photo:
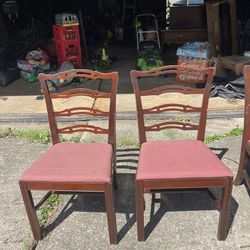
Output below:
[104,183,118,244]
[217,177,233,240]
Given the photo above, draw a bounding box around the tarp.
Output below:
[211,74,245,99]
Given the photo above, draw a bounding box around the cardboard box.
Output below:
[176,56,208,83]
[220,56,250,75]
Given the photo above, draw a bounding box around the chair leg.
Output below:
[136,181,145,241]
[104,183,117,244]
[19,181,41,241]
[113,167,118,191]
[113,151,118,190]
[150,193,156,219]
[217,177,233,241]
[234,149,248,186]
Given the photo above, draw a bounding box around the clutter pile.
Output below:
[46,61,74,92]
[176,42,210,83]
[17,49,50,82]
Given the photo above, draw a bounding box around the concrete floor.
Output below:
[0,118,250,250]
[0,44,245,116]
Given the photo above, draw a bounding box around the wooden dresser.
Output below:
[161,28,208,45]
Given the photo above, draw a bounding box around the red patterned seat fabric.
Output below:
[137,140,233,180]
[20,142,113,183]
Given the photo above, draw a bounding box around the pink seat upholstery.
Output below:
[137,140,233,180]
[20,142,113,183]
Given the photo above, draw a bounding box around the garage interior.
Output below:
[0,0,249,102]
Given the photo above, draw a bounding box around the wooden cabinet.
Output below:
[161,4,208,46]
[161,29,208,45]
[169,5,207,30]
[206,0,238,57]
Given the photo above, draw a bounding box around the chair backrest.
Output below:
[130,65,215,145]
[38,69,118,146]
[242,65,250,145]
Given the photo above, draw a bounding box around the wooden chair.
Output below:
[130,65,233,241]
[234,65,250,189]
[19,69,118,244]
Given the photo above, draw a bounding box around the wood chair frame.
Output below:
[131,65,233,241]
[234,65,250,189]
[19,69,118,244]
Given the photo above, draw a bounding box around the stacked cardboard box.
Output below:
[176,42,209,83]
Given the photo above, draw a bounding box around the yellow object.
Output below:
[102,48,107,61]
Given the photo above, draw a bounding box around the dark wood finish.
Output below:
[234,65,250,189]
[39,69,117,146]
[131,65,214,144]
[161,29,208,45]
[19,182,41,241]
[19,69,118,244]
[105,184,118,244]
[34,191,52,210]
[136,181,145,241]
[206,0,238,57]
[131,65,233,241]
[169,5,207,30]
[145,121,199,132]
[218,178,233,240]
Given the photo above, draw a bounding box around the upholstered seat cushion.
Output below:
[137,140,233,180]
[20,142,113,183]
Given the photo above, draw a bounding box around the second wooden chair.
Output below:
[131,65,233,241]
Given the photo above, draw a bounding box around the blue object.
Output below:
[177,42,210,59]
[187,0,204,5]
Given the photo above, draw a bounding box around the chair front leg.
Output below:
[104,183,117,244]
[217,177,233,240]
[19,181,41,241]
[136,181,145,241]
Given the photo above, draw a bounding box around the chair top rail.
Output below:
[131,65,214,78]
[39,69,118,81]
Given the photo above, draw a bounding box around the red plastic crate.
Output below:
[53,25,80,42]
[53,24,83,68]
[55,42,82,58]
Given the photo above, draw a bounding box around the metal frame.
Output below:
[19,69,118,244]
[131,65,233,241]
[135,14,161,51]
[234,65,250,189]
